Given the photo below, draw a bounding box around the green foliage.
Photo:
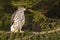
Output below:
[0,10,11,30]
[0,31,60,40]
[0,31,7,40]
[11,0,41,8]
[0,0,59,40]
[0,20,2,27]
[0,0,59,32]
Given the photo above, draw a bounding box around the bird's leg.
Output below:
[19,26,24,33]
[20,28,22,32]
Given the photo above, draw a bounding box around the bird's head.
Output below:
[17,6,26,11]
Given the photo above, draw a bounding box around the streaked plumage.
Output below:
[11,7,26,32]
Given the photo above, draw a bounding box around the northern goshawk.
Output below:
[11,7,26,32]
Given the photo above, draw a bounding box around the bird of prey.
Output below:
[11,7,26,32]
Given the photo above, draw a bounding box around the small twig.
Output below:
[22,35,34,40]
